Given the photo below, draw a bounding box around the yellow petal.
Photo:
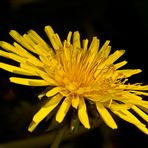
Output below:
[78,97,90,129]
[105,50,125,65]
[73,31,81,48]
[104,46,111,58]
[118,92,148,106]
[37,71,57,86]
[28,30,54,55]
[20,63,39,74]
[39,55,57,68]
[9,30,38,54]
[66,31,72,45]
[114,61,127,69]
[98,40,110,55]
[28,94,63,132]
[0,40,32,60]
[119,84,148,91]
[119,91,142,102]
[0,50,26,63]
[72,95,80,109]
[0,41,19,54]
[13,42,33,57]
[113,110,134,124]
[131,91,148,96]
[56,96,71,122]
[44,26,60,50]
[88,37,99,55]
[132,105,148,122]
[116,110,143,125]
[110,103,132,111]
[54,33,63,48]
[82,39,88,52]
[0,62,35,76]
[63,40,71,63]
[113,110,148,134]
[10,77,49,86]
[27,30,48,47]
[23,34,37,49]
[116,69,142,78]
[87,37,99,66]
[96,102,117,129]
[32,44,49,56]
[13,42,44,67]
[121,111,148,134]
[20,61,57,85]
[46,87,60,97]
[136,125,148,135]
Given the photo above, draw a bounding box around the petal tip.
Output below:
[28,121,38,132]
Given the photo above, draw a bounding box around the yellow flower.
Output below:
[0,26,148,134]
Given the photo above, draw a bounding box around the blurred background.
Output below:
[0,0,148,147]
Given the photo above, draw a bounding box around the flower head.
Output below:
[0,26,148,134]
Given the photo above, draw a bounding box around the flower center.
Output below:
[59,81,89,97]
[65,82,78,92]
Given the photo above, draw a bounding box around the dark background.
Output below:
[0,0,148,147]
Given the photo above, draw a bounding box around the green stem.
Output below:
[50,124,68,148]
[0,118,103,148]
